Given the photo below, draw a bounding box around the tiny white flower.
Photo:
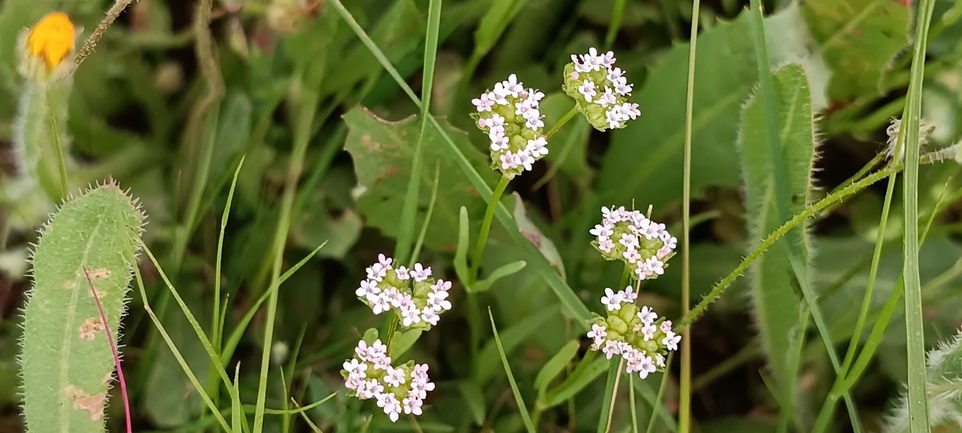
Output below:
[578,79,597,102]
[598,238,615,253]
[623,249,641,263]
[395,266,410,280]
[663,331,681,351]
[621,286,637,303]
[601,288,622,311]
[638,306,657,325]
[471,93,495,112]
[619,233,639,250]
[410,263,432,282]
[642,324,657,341]
[660,320,673,333]
[655,353,665,367]
[636,355,656,379]
[403,395,424,415]
[421,307,440,326]
[590,223,613,238]
[356,279,380,298]
[384,366,406,387]
[343,358,367,377]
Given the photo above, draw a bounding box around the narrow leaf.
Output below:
[488,308,537,433]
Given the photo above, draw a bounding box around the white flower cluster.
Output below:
[472,74,548,178]
[586,287,680,378]
[355,254,453,330]
[884,117,935,162]
[342,339,436,422]
[589,206,677,281]
[563,48,640,131]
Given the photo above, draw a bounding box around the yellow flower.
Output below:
[18,12,77,82]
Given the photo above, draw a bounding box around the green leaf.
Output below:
[600,11,756,210]
[474,307,557,383]
[458,381,486,426]
[543,357,608,407]
[474,0,531,53]
[388,329,421,359]
[534,340,580,397]
[471,260,527,293]
[800,0,910,100]
[344,107,500,253]
[512,193,565,279]
[488,309,537,433]
[362,327,379,345]
[20,182,144,433]
[292,207,363,259]
[454,206,471,284]
[738,64,815,393]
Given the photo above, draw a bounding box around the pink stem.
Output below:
[83,266,132,433]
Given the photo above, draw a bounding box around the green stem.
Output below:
[47,107,68,200]
[545,106,578,140]
[469,175,511,279]
[628,373,638,433]
[680,158,921,328]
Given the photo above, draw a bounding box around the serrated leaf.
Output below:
[344,107,501,253]
[800,0,910,100]
[600,11,756,209]
[738,64,816,391]
[20,182,144,432]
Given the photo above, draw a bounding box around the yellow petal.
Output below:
[27,12,75,70]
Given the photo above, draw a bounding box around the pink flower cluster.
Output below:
[342,339,436,422]
[586,287,680,378]
[563,48,640,131]
[589,206,677,281]
[471,74,548,178]
[355,254,453,329]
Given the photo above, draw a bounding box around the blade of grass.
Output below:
[900,0,937,429]
[208,156,245,410]
[134,266,231,432]
[645,353,675,433]
[396,0,443,265]
[488,308,537,433]
[409,162,441,267]
[604,0,628,50]
[679,0,700,430]
[598,359,624,433]
[746,1,861,429]
[140,243,237,400]
[221,241,328,365]
[232,363,242,433]
[254,53,325,433]
[291,398,323,433]
[328,0,592,327]
[282,326,307,433]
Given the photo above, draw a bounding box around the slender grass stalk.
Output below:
[207,156,245,410]
[396,0,443,265]
[253,73,320,432]
[469,175,511,278]
[628,373,638,433]
[602,360,625,433]
[678,0,700,430]
[84,268,131,433]
[488,308,537,433]
[545,107,578,140]
[900,1,937,429]
[410,163,442,267]
[134,266,231,432]
[646,353,674,433]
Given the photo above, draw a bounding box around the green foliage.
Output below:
[20,182,144,433]
[344,107,500,252]
[737,64,816,394]
[800,0,910,100]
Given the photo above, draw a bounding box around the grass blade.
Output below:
[746,0,861,429]
[396,0,443,265]
[679,0,701,431]
[899,1,937,429]
[488,308,537,433]
[409,162,441,267]
[596,359,622,433]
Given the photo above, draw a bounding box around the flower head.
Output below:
[472,74,548,178]
[590,206,676,281]
[355,255,453,330]
[18,12,77,82]
[884,117,935,162]
[342,339,434,422]
[585,294,680,378]
[563,48,640,131]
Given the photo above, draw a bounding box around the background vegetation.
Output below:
[2,0,962,431]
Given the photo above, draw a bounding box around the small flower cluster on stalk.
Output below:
[355,254,453,330]
[563,48,640,131]
[586,286,680,378]
[471,74,548,178]
[590,206,677,281]
[342,339,436,422]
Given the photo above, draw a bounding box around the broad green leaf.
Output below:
[600,11,756,209]
[344,107,501,252]
[388,329,421,359]
[764,1,832,111]
[738,64,816,391]
[800,0,910,100]
[512,193,565,278]
[534,339,579,396]
[459,381,486,426]
[292,206,363,259]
